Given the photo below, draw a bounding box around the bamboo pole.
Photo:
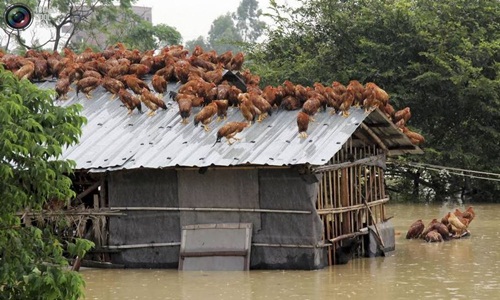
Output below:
[18,211,125,217]
[104,242,181,250]
[326,215,332,265]
[329,230,369,244]
[341,168,350,234]
[316,199,389,215]
[110,207,312,214]
[252,243,329,248]
[329,172,332,207]
[348,142,353,233]
[363,172,386,249]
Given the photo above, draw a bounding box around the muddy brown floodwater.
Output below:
[83,203,500,299]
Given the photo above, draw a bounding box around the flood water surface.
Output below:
[83,203,500,299]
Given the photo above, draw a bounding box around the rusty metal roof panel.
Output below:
[37,79,419,171]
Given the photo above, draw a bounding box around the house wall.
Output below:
[107,169,180,268]
[253,169,327,269]
[106,167,327,269]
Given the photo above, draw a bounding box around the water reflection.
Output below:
[83,203,500,299]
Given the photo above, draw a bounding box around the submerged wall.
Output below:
[106,167,327,269]
[107,169,180,268]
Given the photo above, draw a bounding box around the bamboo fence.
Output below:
[315,137,388,265]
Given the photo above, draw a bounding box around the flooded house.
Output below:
[36,75,422,270]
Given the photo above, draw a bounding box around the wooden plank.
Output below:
[180,250,248,258]
[179,223,252,271]
[99,175,108,208]
[72,181,100,204]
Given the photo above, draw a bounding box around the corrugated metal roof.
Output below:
[363,109,423,156]
[38,79,421,171]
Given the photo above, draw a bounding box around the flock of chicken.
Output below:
[0,43,424,145]
[406,206,476,242]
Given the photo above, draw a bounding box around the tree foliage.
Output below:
[185,36,210,53]
[0,66,93,298]
[233,0,266,43]
[249,0,500,202]
[207,13,243,54]
[1,0,136,52]
[66,4,181,51]
[104,16,182,51]
[186,0,265,53]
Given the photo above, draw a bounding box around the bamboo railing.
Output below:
[314,137,388,265]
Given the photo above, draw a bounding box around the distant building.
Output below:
[63,6,152,49]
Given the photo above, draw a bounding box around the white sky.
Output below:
[133,0,299,42]
[6,0,299,50]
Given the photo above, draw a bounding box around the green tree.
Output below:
[154,24,182,47]
[185,36,210,53]
[208,13,243,53]
[0,66,93,298]
[233,0,266,43]
[249,0,500,202]
[98,7,182,51]
[0,0,135,52]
